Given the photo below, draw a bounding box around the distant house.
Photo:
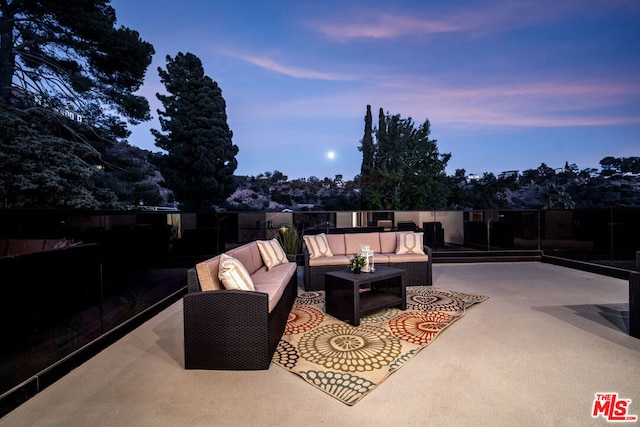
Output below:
[499,170,519,179]
[466,174,481,183]
[295,204,316,211]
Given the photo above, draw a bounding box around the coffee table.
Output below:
[324,266,405,326]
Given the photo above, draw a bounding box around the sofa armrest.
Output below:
[183,290,270,370]
[303,245,311,289]
[423,245,433,257]
[187,268,202,293]
[424,245,433,285]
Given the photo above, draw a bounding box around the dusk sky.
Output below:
[111,0,640,180]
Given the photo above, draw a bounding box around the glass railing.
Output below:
[286,209,639,270]
[1,208,638,408]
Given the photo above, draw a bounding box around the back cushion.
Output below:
[325,234,346,255]
[344,233,381,255]
[248,242,265,273]
[228,244,260,275]
[379,232,397,253]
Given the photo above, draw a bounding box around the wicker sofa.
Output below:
[303,231,433,291]
[183,239,297,370]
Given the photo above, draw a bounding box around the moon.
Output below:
[327,151,335,159]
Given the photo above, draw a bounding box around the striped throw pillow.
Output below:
[218,253,255,291]
[396,232,425,255]
[257,238,288,270]
[303,233,333,259]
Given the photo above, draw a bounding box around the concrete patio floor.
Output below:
[1,262,638,427]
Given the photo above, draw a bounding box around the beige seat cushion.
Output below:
[257,238,288,270]
[387,253,429,263]
[252,262,297,312]
[307,255,350,266]
[373,253,390,264]
[303,233,334,258]
[218,253,255,291]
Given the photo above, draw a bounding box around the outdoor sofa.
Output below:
[303,231,433,291]
[184,238,297,370]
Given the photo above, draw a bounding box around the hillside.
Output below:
[216,170,640,212]
[223,175,360,211]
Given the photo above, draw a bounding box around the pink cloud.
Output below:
[307,0,640,41]
[264,76,640,129]
[386,78,640,128]
[312,14,464,40]
[219,49,353,81]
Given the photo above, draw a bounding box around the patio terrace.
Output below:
[1,261,638,427]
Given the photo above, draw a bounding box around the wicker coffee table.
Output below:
[324,266,405,326]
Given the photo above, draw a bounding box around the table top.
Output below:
[325,265,404,284]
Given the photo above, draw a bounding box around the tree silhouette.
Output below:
[0,0,153,128]
[152,52,238,210]
[359,107,450,210]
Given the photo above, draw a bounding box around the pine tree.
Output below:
[152,52,238,210]
[0,0,153,127]
[0,1,155,208]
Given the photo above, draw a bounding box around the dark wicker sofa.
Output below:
[183,240,297,370]
[303,231,433,291]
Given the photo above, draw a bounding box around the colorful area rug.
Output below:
[273,287,488,406]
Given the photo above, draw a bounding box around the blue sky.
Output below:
[111,0,640,180]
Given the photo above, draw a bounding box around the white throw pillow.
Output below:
[396,232,425,255]
[303,233,333,259]
[257,238,288,270]
[218,253,255,291]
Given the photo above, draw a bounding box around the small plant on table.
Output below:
[348,253,367,273]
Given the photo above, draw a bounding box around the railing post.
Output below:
[630,272,640,339]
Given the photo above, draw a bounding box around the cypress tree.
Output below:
[377,107,387,164]
[360,105,374,176]
[358,105,376,209]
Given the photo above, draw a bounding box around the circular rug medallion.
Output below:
[298,323,402,372]
[389,311,458,345]
[285,305,324,335]
[407,288,467,313]
[296,291,324,306]
[361,307,400,324]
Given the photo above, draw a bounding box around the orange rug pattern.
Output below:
[273,287,488,405]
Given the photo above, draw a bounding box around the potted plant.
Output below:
[278,224,301,263]
[348,253,367,274]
